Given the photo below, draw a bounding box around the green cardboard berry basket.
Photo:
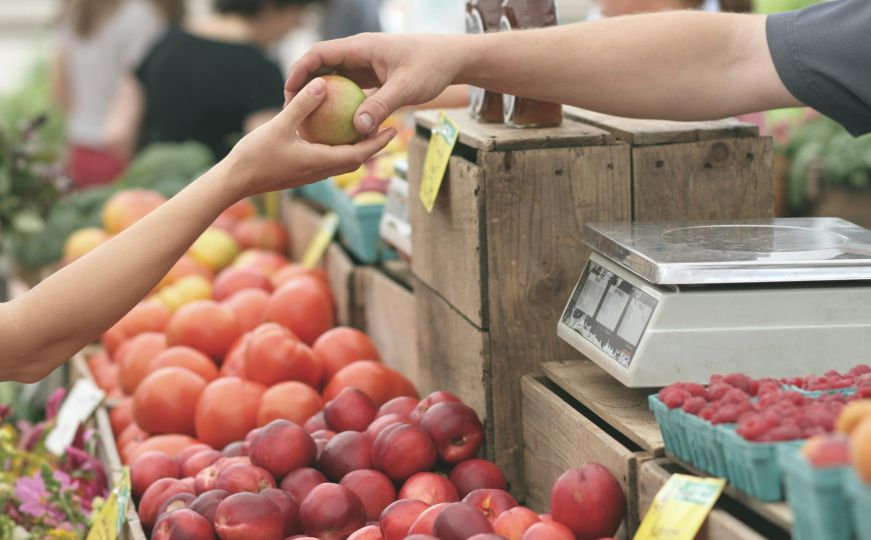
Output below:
[780,446,852,540]
[721,428,802,501]
[847,470,871,540]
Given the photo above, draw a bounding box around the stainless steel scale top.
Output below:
[583,217,871,285]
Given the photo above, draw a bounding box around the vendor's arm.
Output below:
[286,11,795,134]
[0,78,395,383]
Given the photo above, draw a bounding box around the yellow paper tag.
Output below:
[419,112,460,213]
[634,474,725,540]
[301,211,339,269]
[86,467,131,540]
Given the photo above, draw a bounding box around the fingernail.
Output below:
[308,78,326,96]
[358,112,374,133]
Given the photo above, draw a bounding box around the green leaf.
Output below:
[12,211,45,234]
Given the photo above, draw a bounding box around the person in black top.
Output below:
[105,0,319,161]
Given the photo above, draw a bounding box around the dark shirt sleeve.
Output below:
[767,0,871,136]
[241,61,285,117]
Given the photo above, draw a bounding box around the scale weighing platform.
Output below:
[557,218,871,387]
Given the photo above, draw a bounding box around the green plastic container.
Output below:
[721,429,802,501]
[780,447,852,540]
[649,395,693,462]
[296,179,336,209]
[847,471,871,540]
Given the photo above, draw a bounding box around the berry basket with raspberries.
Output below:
[847,470,871,540]
[649,366,870,501]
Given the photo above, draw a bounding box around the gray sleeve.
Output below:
[766,0,871,136]
[321,0,382,40]
[119,0,166,69]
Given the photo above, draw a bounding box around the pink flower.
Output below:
[46,387,66,421]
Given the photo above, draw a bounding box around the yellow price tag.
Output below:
[301,212,339,269]
[86,467,131,540]
[634,474,725,540]
[419,112,460,213]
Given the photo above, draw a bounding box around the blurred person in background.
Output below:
[53,0,183,188]
[321,0,382,40]
[104,0,319,162]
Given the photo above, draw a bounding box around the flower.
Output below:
[16,472,50,518]
[45,388,66,421]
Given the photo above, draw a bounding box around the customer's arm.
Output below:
[286,12,798,134]
[0,78,396,383]
[104,75,146,159]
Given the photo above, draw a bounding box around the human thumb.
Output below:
[281,77,327,130]
[354,81,406,135]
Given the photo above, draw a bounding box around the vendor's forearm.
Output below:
[457,12,799,120]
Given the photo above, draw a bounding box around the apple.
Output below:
[420,402,484,464]
[493,506,540,540]
[406,502,450,536]
[324,387,378,433]
[449,459,507,498]
[433,502,494,540]
[152,508,214,540]
[214,463,277,494]
[299,75,366,146]
[378,397,419,419]
[411,391,462,423]
[463,489,518,525]
[379,499,429,540]
[189,489,230,525]
[261,487,302,537]
[399,472,459,505]
[250,419,317,478]
[339,469,397,521]
[550,464,625,540]
[371,423,437,481]
[280,467,327,505]
[319,431,373,481]
[131,451,180,501]
[300,483,367,540]
[214,492,285,540]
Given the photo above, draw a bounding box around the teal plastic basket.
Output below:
[780,447,852,540]
[649,395,692,462]
[721,428,802,501]
[649,395,729,478]
[296,179,337,209]
[847,471,871,540]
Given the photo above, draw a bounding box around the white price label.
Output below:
[46,378,105,456]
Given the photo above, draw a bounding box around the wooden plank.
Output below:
[542,359,664,454]
[632,137,774,221]
[522,375,641,538]
[483,143,633,492]
[564,107,759,145]
[638,460,768,540]
[359,267,419,384]
[414,108,612,152]
[381,259,414,289]
[323,242,356,327]
[282,194,324,262]
[409,136,488,327]
[414,282,489,436]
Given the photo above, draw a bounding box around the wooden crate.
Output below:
[638,459,790,540]
[522,375,651,538]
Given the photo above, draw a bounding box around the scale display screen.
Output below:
[561,260,658,367]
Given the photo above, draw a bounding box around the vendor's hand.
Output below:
[227,77,396,198]
[285,33,463,136]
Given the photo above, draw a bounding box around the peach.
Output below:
[433,502,494,540]
[313,327,382,383]
[156,492,196,520]
[339,469,397,521]
[213,267,272,301]
[837,399,871,435]
[215,463,276,494]
[280,467,328,504]
[133,367,206,436]
[550,464,625,540]
[245,324,322,387]
[120,300,172,338]
[118,332,167,395]
[166,300,241,361]
[377,397,418,419]
[320,431,373,481]
[223,289,270,333]
[299,75,366,146]
[379,499,430,540]
[131,451,179,501]
[223,442,246,458]
[406,502,449,536]
[127,435,200,463]
[468,535,505,540]
[102,189,166,234]
[183,450,225,478]
[325,387,377,433]
[348,524,384,540]
[152,508,215,540]
[257,381,323,427]
[232,218,289,253]
[521,521,575,540]
[149,347,218,383]
[190,489,231,524]
[400,473,459,505]
[365,414,410,444]
[158,255,214,290]
[449,459,507,498]
[463,489,518,525]
[139,477,195,529]
[311,429,336,441]
[266,280,334,345]
[233,249,289,276]
[300,483,367,540]
[261,487,302,537]
[304,412,328,434]
[215,492,285,540]
[405,536,440,540]
[850,417,871,482]
[371,423,437,482]
[176,443,213,467]
[110,397,134,436]
[189,228,240,272]
[250,419,317,478]
[493,506,540,540]
[411,391,461,423]
[420,402,484,464]
[63,227,110,263]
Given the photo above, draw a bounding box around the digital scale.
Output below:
[557,218,871,387]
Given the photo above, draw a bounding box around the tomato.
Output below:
[231,218,289,252]
[222,289,270,332]
[149,346,219,382]
[212,267,272,301]
[220,334,250,378]
[118,332,167,395]
[165,300,241,361]
[266,279,334,345]
[117,422,149,451]
[245,323,322,388]
[232,249,289,276]
[102,322,127,359]
[257,381,324,427]
[110,397,135,436]
[323,361,418,406]
[313,327,381,384]
[219,198,257,223]
[133,367,207,436]
[88,350,118,392]
[270,264,330,295]
[195,377,267,449]
[120,300,172,337]
[126,434,200,463]
[157,255,214,290]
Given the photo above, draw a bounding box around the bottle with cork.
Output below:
[466,0,504,123]
[499,0,563,128]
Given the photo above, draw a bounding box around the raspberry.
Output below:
[766,424,804,442]
[709,374,724,386]
[681,396,706,415]
[706,383,732,401]
[824,369,841,378]
[737,414,767,441]
[782,391,809,406]
[712,404,740,424]
[720,388,751,404]
[849,365,871,377]
[659,387,691,409]
[700,405,716,421]
[749,379,761,396]
[757,381,781,397]
[683,383,707,398]
[859,387,871,399]
[723,373,752,394]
